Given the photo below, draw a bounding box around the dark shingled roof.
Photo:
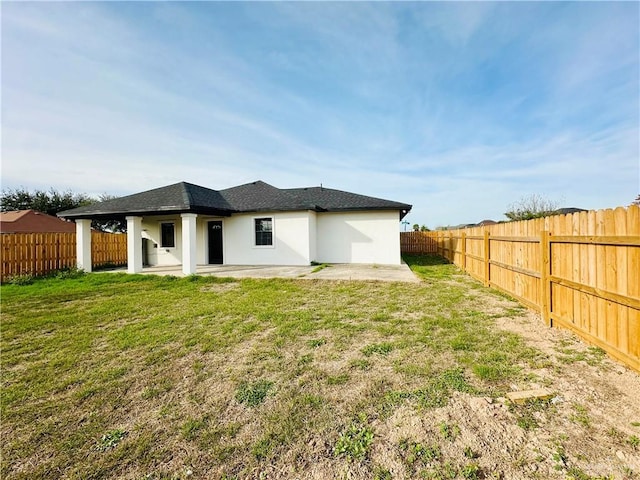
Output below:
[58,182,235,219]
[58,181,412,219]
[284,186,411,213]
[218,181,310,212]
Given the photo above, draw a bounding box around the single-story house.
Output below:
[0,209,76,233]
[58,181,412,274]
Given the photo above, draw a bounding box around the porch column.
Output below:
[181,213,197,275]
[76,219,92,272]
[126,216,143,273]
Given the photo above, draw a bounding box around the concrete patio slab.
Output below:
[118,263,420,283]
[306,263,420,283]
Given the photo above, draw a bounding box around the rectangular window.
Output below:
[160,223,175,248]
[254,217,273,246]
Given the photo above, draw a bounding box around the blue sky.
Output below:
[2,2,638,228]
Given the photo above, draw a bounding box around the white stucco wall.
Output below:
[308,211,317,263]
[138,209,401,267]
[315,210,401,265]
[224,211,313,265]
[141,216,182,266]
[142,215,226,266]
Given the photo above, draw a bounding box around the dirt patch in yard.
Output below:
[377,280,640,480]
[313,280,640,480]
[2,268,639,480]
[230,292,640,480]
[486,310,640,478]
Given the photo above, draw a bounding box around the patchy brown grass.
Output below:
[1,256,639,479]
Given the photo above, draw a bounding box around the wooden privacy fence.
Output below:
[91,232,128,267]
[400,231,439,254]
[0,232,127,282]
[401,205,640,372]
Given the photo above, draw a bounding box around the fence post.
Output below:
[483,230,490,287]
[461,232,466,272]
[31,234,37,276]
[445,232,449,260]
[540,230,552,327]
[55,235,61,270]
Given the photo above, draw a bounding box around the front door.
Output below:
[208,221,223,264]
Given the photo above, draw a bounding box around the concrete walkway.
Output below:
[125,263,420,283]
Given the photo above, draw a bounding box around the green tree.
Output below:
[1,187,93,216]
[412,224,420,231]
[93,194,126,233]
[0,187,124,232]
[504,194,559,221]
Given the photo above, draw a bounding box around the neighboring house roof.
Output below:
[443,223,477,230]
[0,209,76,233]
[58,181,412,220]
[554,207,587,215]
[477,219,497,226]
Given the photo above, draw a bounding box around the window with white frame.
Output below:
[160,222,175,248]
[254,217,273,246]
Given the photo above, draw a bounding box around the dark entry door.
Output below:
[208,221,223,264]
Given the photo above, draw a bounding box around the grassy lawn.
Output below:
[0,256,579,479]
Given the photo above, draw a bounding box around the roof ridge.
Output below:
[179,181,195,208]
[287,185,403,201]
[219,180,275,191]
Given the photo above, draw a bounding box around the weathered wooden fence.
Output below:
[0,232,127,282]
[401,205,640,372]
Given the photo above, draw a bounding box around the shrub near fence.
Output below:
[400,205,640,373]
[0,231,127,282]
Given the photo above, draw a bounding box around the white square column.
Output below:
[181,213,198,275]
[126,216,143,273]
[76,219,92,272]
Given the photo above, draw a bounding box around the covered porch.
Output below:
[61,182,236,276]
[75,213,203,275]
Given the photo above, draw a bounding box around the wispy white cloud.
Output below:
[1,2,637,228]
[411,2,497,48]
